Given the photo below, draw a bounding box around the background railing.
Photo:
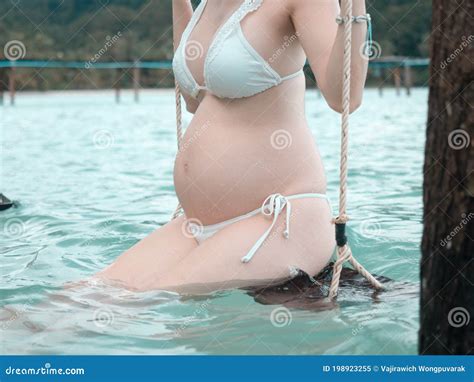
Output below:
[0,57,429,105]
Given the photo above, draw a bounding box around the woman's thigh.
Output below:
[156,198,336,294]
[95,215,198,290]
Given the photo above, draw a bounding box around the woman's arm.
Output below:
[288,0,368,113]
[172,0,199,113]
[172,0,193,52]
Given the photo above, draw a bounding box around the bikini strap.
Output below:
[241,193,331,263]
[280,69,304,82]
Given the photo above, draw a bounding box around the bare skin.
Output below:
[96,0,368,294]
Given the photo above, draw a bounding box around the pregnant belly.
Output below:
[173,103,327,226]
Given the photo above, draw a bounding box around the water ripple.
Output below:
[0,89,425,354]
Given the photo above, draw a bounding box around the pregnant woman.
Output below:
[96,0,369,293]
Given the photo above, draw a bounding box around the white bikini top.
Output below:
[172,0,304,99]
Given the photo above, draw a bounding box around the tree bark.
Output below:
[419,0,473,354]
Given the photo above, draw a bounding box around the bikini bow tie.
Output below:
[241,193,292,263]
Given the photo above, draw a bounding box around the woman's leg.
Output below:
[95,215,198,291]
[155,197,336,294]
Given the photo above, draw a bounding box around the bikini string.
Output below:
[241,193,291,263]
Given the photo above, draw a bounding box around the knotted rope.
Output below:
[171,0,383,298]
[328,0,383,299]
[172,80,184,219]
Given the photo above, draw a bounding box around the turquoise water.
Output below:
[1,88,425,354]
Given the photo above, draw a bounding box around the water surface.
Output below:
[1,88,425,354]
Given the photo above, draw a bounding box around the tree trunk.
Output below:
[419,0,473,354]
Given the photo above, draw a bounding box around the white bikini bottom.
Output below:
[186,193,332,264]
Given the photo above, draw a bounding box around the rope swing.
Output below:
[171,0,383,299]
[329,0,382,298]
[172,81,184,220]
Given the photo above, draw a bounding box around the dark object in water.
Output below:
[246,262,392,311]
[0,193,13,211]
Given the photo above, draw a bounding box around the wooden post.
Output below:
[114,68,121,104]
[0,68,6,106]
[377,67,384,97]
[404,64,413,96]
[9,67,16,105]
[133,63,140,103]
[393,67,401,96]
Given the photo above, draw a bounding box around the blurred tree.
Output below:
[419,0,473,355]
[0,0,432,90]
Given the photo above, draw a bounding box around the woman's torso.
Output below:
[173,0,327,225]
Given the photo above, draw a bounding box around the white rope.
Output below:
[172,80,184,219]
[328,0,383,299]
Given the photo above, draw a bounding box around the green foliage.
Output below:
[0,0,431,90]
[369,0,432,57]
